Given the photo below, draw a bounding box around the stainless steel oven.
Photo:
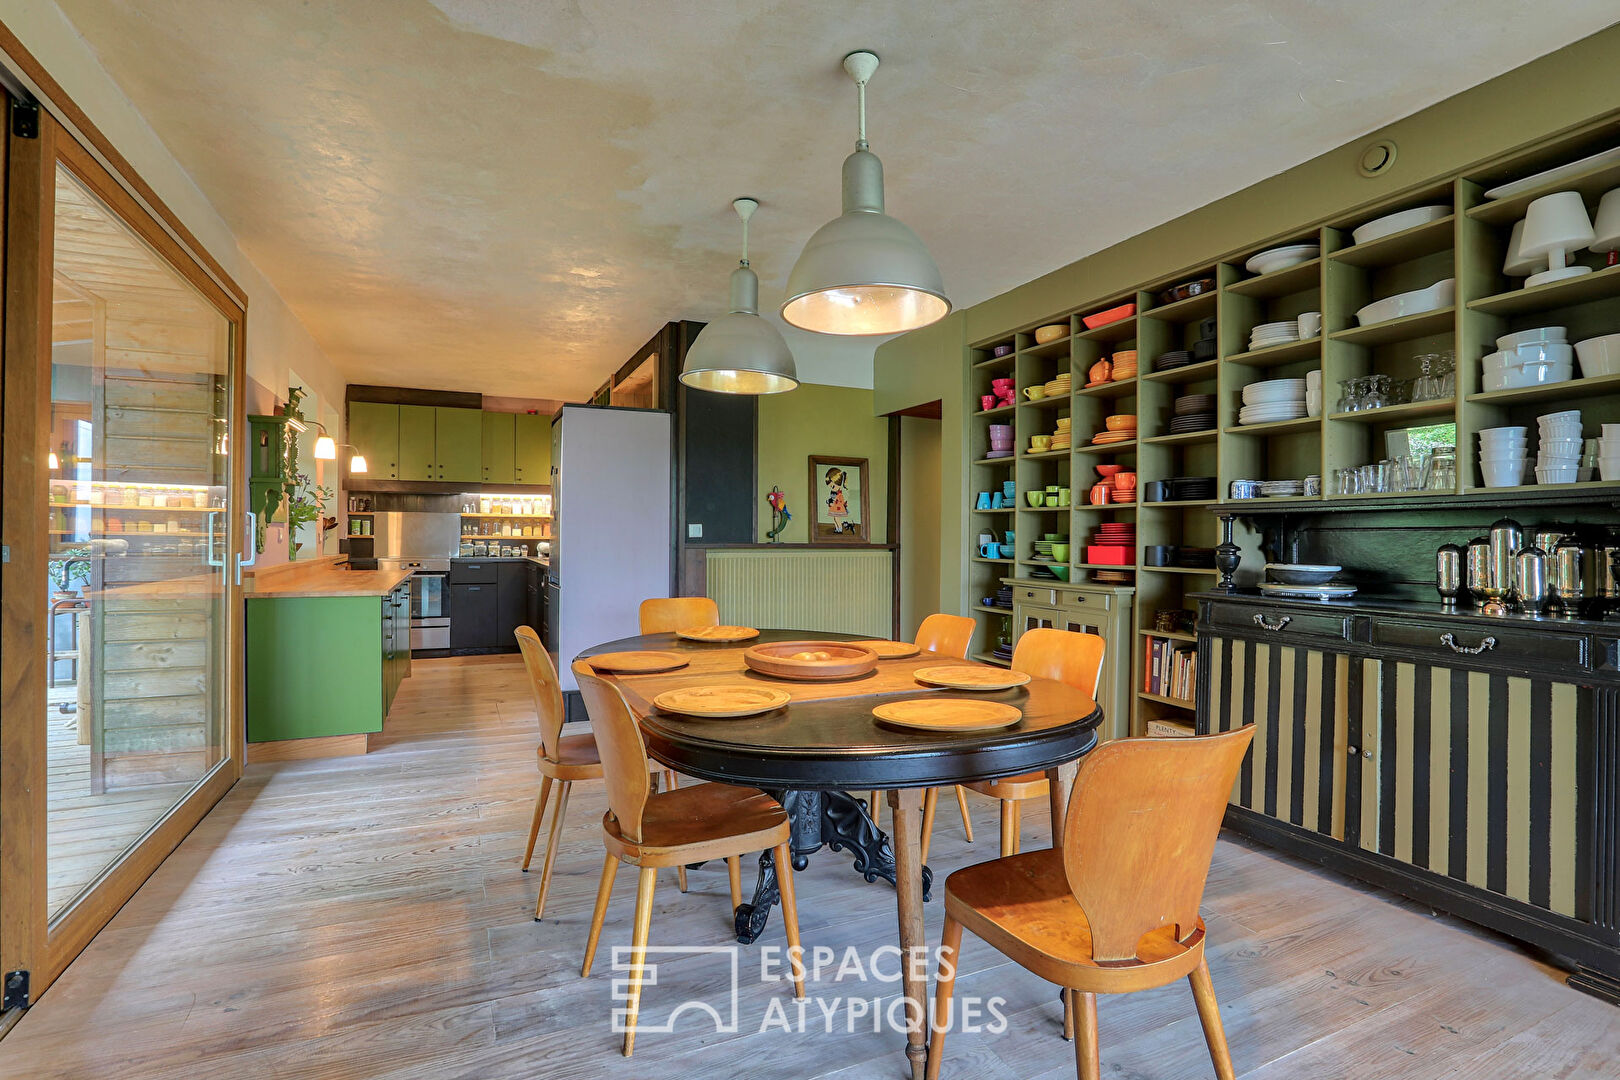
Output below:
[380,556,451,649]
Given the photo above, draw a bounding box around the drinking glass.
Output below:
[1337,378,1357,413]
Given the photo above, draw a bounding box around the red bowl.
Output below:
[1082,302,1136,330]
[1095,464,1124,478]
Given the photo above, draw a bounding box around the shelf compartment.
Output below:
[1140,565,1219,574]
[1072,440,1138,455]
[974,403,1018,418]
[1329,307,1454,347]
[1460,479,1620,497]
[1142,429,1218,446]
[1225,338,1320,368]
[1325,398,1455,424]
[1220,493,1323,506]
[1139,628,1197,643]
[971,606,1013,617]
[1143,358,1219,384]
[1075,378,1137,399]
[1141,499,1218,509]
[972,456,1017,467]
[971,506,1017,514]
[1466,372,1620,405]
[1467,158,1620,225]
[1078,316,1137,344]
[1328,215,1455,268]
[1019,448,1072,461]
[971,557,1015,565]
[971,651,1012,668]
[1144,289,1218,324]
[1022,504,1073,513]
[973,352,1017,371]
[1226,415,1320,437]
[1021,394,1074,410]
[1138,690,1196,709]
[1226,257,1322,300]
[1467,264,1620,317]
[1022,334,1075,360]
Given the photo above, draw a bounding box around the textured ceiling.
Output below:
[49,1,1620,399]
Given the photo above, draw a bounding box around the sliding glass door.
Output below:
[2,97,246,1005]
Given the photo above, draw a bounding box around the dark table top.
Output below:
[577,629,1103,790]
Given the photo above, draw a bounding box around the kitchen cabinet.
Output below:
[449,581,498,649]
[435,407,483,483]
[496,561,528,646]
[513,412,551,485]
[348,401,400,480]
[398,404,437,480]
[482,412,516,484]
[526,560,543,636]
[1007,580,1135,742]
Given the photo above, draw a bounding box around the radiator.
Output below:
[705,549,893,638]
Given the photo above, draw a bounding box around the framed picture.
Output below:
[809,455,870,544]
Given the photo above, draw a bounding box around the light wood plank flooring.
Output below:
[3,654,1615,1077]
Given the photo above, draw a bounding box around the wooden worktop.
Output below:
[244,555,413,599]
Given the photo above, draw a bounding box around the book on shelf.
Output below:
[1146,719,1195,738]
[1144,635,1196,704]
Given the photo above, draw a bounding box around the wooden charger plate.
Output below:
[849,640,922,659]
[677,625,760,642]
[587,651,689,675]
[873,698,1023,733]
[653,685,791,718]
[913,665,1032,691]
[743,641,878,681]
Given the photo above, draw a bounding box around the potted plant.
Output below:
[285,473,333,561]
[49,547,92,597]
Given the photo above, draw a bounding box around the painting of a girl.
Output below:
[823,467,850,532]
[809,455,867,543]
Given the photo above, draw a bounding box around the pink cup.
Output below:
[980,394,996,411]
[991,378,1014,390]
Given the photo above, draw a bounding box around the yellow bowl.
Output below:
[1030,435,1053,452]
[1034,323,1067,344]
[1055,417,1072,430]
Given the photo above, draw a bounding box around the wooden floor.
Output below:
[45,687,193,917]
[3,654,1616,1078]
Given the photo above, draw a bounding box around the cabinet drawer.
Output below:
[1207,604,1350,642]
[450,560,498,584]
[1015,586,1057,606]
[1369,619,1588,670]
[1055,589,1110,612]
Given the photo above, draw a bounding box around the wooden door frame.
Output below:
[0,100,247,1005]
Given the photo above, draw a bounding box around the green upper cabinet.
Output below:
[435,407,483,483]
[347,401,400,480]
[513,412,551,485]
[481,412,516,484]
[398,404,437,480]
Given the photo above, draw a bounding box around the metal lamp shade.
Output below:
[782,148,949,336]
[680,264,799,394]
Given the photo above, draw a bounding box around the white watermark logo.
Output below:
[607,944,1007,1037]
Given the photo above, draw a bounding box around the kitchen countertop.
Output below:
[245,562,414,599]
[1191,589,1620,633]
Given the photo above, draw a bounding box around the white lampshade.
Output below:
[313,434,336,459]
[1503,219,1549,276]
[1589,188,1620,259]
[1521,190,1595,287]
[348,453,367,473]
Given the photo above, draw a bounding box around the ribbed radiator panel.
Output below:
[706,550,892,638]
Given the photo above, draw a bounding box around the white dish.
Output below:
[1538,409,1581,422]
[1253,321,1299,333]
[1536,466,1579,484]
[1259,583,1357,599]
[1483,146,1620,200]
[1496,326,1566,351]
[1478,425,1529,438]
[1576,333,1620,377]
[1480,460,1529,487]
[1354,277,1455,326]
[1351,204,1450,246]
[1245,244,1320,276]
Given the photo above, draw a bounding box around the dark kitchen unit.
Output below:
[448,557,545,653]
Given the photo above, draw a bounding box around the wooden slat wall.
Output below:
[705,549,892,639]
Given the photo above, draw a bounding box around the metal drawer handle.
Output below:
[1253,614,1292,631]
[1439,632,1496,655]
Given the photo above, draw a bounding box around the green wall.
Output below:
[875,23,1620,622]
[757,382,889,544]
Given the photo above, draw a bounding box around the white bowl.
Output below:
[1539,418,1583,431]
[1478,425,1528,438]
[1479,453,1529,466]
[1245,244,1320,276]
[1604,424,1620,438]
[1496,326,1567,351]
[1352,204,1451,246]
[1495,362,1575,389]
[1481,350,1511,369]
[1605,460,1620,482]
[1540,439,1585,457]
[1536,466,1578,484]
[1537,409,1581,422]
[1576,333,1620,378]
[1481,460,1528,487]
[1354,277,1455,326]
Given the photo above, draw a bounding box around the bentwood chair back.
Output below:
[928,726,1256,1080]
[914,613,975,659]
[902,613,979,856]
[515,627,680,920]
[573,662,806,1056]
[965,627,1107,856]
[638,596,719,635]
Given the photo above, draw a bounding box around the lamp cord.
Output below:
[856,78,868,149]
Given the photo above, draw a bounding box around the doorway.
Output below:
[897,404,943,638]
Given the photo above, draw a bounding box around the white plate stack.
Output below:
[1478,425,1528,488]
[1601,424,1620,481]
[1249,320,1300,351]
[1239,378,1308,425]
[1536,410,1583,484]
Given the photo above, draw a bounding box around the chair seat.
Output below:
[603,781,789,867]
[539,735,670,782]
[944,849,1205,993]
[965,771,1050,801]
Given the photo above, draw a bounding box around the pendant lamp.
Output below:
[782,51,949,336]
[679,197,800,394]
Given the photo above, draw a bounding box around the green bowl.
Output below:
[1050,565,1071,581]
[1050,543,1070,561]
[1025,490,1044,507]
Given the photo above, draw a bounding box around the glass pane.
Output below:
[45,164,231,920]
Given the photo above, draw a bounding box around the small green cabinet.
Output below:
[398,404,438,481]
[348,401,400,480]
[481,412,516,484]
[435,407,482,483]
[513,412,551,485]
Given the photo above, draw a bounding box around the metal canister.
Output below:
[1488,518,1523,600]
[1599,533,1620,601]
[1436,543,1464,607]
[1466,536,1498,611]
[1552,538,1588,614]
[1515,546,1548,613]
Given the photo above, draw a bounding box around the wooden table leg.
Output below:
[888,788,928,1080]
[1046,759,1079,849]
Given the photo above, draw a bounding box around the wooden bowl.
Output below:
[743,641,879,681]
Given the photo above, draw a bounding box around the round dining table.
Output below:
[578,629,1103,1080]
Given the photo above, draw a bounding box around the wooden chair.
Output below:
[964,628,1106,856]
[572,661,805,1056]
[874,614,978,859]
[637,596,719,635]
[516,627,683,920]
[927,726,1256,1080]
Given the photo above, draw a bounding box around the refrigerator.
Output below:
[550,404,673,692]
